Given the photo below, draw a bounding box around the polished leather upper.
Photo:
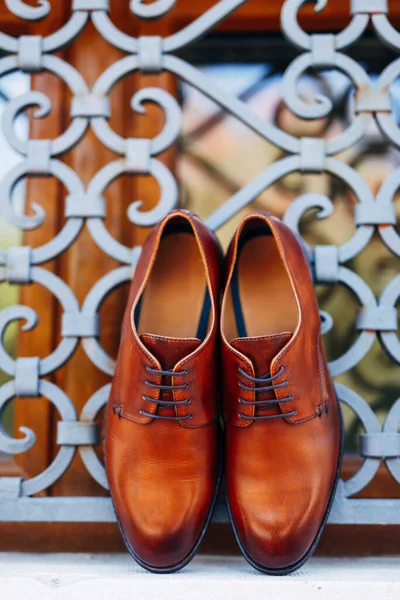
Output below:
[222,212,342,572]
[105,209,221,571]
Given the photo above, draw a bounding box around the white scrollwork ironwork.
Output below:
[5,0,50,21]
[130,0,177,20]
[0,0,398,524]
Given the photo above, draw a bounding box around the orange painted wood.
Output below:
[0,1,65,35]
[105,0,400,33]
[175,0,400,31]
[3,1,400,38]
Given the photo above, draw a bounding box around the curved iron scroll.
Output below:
[0,0,399,524]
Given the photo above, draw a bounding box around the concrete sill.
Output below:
[0,553,399,599]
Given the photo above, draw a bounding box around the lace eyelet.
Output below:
[237,412,243,418]
[186,399,192,405]
[188,414,193,420]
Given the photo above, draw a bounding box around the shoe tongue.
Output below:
[231,332,292,374]
[140,334,202,369]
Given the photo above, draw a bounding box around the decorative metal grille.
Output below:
[0,0,399,524]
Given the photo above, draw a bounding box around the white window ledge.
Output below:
[0,553,399,599]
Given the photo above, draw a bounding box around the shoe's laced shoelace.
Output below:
[238,365,297,420]
[140,366,193,421]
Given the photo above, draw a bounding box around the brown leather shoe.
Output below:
[105,209,222,573]
[221,211,343,575]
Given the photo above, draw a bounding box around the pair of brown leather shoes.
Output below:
[105,209,343,575]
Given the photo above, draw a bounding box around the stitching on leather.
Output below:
[221,341,255,427]
[173,218,217,363]
[117,345,161,424]
[223,411,251,428]
[126,211,211,423]
[234,418,251,428]
[317,402,329,416]
[261,220,303,419]
[118,409,218,428]
[220,216,268,427]
[172,214,219,425]
[316,334,328,412]
[287,410,321,424]
[265,217,321,422]
[220,213,321,426]
[143,334,200,344]
[117,410,151,425]
[221,336,253,371]
[129,212,200,368]
[115,355,121,410]
[234,332,292,344]
[317,336,324,407]
[179,416,219,429]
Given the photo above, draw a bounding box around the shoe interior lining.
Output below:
[135,219,211,340]
[224,221,298,341]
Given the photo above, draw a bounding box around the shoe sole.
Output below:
[226,398,345,576]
